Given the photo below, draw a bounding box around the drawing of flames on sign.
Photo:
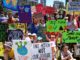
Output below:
[16,41,28,56]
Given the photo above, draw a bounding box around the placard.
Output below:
[8,29,23,40]
[3,0,18,11]
[0,42,4,57]
[46,20,66,32]
[62,31,80,43]
[31,42,52,60]
[18,5,32,23]
[68,2,80,11]
[9,23,27,34]
[13,40,32,60]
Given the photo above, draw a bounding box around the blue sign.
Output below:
[3,0,18,11]
[18,5,32,23]
[68,2,80,11]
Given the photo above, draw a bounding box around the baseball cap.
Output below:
[28,33,32,36]
[37,36,43,41]
[32,33,37,36]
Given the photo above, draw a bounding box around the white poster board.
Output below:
[31,42,52,60]
[13,40,32,60]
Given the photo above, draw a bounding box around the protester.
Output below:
[7,12,16,23]
[61,45,76,60]
[4,42,14,60]
[25,32,32,42]
[28,17,39,34]
[32,33,37,43]
[46,34,56,60]
[55,46,61,60]
[37,36,43,43]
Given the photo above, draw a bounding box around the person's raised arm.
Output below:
[45,35,51,42]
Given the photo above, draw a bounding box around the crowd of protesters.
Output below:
[0,2,80,60]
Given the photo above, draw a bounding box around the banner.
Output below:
[8,30,23,40]
[68,2,80,11]
[46,20,66,32]
[0,42,4,57]
[31,42,52,60]
[3,0,18,11]
[18,5,32,23]
[62,31,80,43]
[13,40,32,60]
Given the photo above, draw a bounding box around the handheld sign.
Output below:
[0,42,4,57]
[13,40,32,60]
[18,5,32,23]
[8,29,23,40]
[31,42,52,60]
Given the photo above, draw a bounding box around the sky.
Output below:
[46,0,66,6]
[39,0,66,7]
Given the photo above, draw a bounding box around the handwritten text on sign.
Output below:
[31,42,52,60]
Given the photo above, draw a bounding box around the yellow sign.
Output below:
[0,42,4,57]
[15,23,27,34]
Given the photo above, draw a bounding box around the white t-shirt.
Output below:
[50,41,56,47]
[61,50,73,60]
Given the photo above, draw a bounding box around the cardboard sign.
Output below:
[56,19,67,31]
[46,20,56,32]
[8,30,23,40]
[68,2,80,11]
[9,23,27,34]
[18,5,32,23]
[46,20,66,32]
[62,31,80,43]
[13,40,32,60]
[0,42,4,57]
[3,0,18,11]
[31,42,52,60]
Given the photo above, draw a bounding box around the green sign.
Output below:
[46,19,67,32]
[46,20,56,32]
[0,23,8,42]
[62,31,80,43]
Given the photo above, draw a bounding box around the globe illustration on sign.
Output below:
[16,41,28,56]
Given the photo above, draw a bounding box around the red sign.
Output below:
[36,4,43,13]
[35,4,57,15]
